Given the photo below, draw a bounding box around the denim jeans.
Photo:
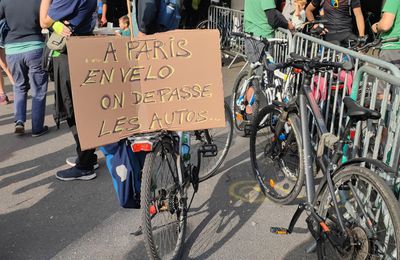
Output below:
[7,48,48,133]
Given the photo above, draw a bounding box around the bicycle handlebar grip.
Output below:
[382,37,400,44]
[230,32,245,38]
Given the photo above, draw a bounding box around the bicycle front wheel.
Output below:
[141,141,187,260]
[316,166,400,259]
[231,70,260,136]
[250,105,305,204]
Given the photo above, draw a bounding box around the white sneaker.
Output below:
[66,156,99,170]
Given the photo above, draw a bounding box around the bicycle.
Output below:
[251,53,400,258]
[230,32,289,136]
[129,101,233,260]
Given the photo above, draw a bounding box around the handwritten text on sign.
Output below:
[67,30,225,150]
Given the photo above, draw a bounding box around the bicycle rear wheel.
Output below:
[250,105,305,204]
[316,166,400,259]
[191,101,233,182]
[231,70,260,136]
[141,140,187,260]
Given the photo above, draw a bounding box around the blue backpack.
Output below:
[158,0,181,30]
[100,140,146,209]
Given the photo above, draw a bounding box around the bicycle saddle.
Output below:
[343,97,381,122]
[290,53,309,62]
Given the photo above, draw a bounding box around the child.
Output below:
[292,0,307,30]
[115,15,131,37]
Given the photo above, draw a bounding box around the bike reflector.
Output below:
[131,141,153,152]
[293,68,302,74]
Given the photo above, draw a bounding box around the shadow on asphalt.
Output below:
[0,143,119,259]
[125,147,262,259]
[184,148,263,259]
[0,101,56,132]
[283,237,317,260]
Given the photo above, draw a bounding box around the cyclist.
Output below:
[243,0,294,117]
[305,0,366,46]
[372,0,400,69]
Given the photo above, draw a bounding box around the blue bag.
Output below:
[100,140,146,209]
[158,0,181,30]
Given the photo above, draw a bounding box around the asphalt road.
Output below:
[0,61,317,260]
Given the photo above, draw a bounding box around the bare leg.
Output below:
[0,48,14,85]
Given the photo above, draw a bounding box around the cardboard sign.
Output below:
[67,30,225,150]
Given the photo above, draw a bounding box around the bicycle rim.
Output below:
[316,166,400,259]
[231,70,259,134]
[141,142,187,260]
[192,102,233,182]
[250,106,304,204]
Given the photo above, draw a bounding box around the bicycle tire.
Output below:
[191,101,233,182]
[250,105,305,204]
[315,166,400,259]
[141,141,187,260]
[231,70,260,137]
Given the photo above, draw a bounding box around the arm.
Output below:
[306,2,316,22]
[353,7,365,37]
[40,0,54,28]
[101,3,107,26]
[372,12,396,33]
[265,9,290,29]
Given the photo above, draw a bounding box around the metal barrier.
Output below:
[290,32,400,142]
[206,5,245,68]
[350,65,400,170]
[274,28,293,63]
[205,6,291,70]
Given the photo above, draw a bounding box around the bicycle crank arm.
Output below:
[271,203,306,235]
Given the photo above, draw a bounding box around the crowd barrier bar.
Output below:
[351,65,400,171]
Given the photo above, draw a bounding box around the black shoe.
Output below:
[15,121,25,134]
[32,125,49,137]
[56,167,96,181]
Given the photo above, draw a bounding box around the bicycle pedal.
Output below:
[244,124,252,136]
[131,226,143,236]
[270,227,290,235]
[200,144,218,157]
[191,166,199,192]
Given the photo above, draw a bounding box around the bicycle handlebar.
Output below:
[357,37,399,52]
[268,53,353,72]
[231,32,288,44]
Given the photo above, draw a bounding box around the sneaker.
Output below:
[66,156,99,170]
[15,121,25,134]
[55,167,96,181]
[32,125,49,137]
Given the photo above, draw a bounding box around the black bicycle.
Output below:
[130,101,233,259]
[251,53,400,258]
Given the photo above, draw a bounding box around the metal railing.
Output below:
[350,65,400,170]
[206,6,400,173]
[206,5,245,68]
[205,6,291,69]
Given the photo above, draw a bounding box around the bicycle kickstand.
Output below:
[270,203,306,235]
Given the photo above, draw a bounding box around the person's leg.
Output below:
[54,55,97,181]
[6,53,29,133]
[25,48,49,134]
[0,48,15,85]
[67,117,97,170]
